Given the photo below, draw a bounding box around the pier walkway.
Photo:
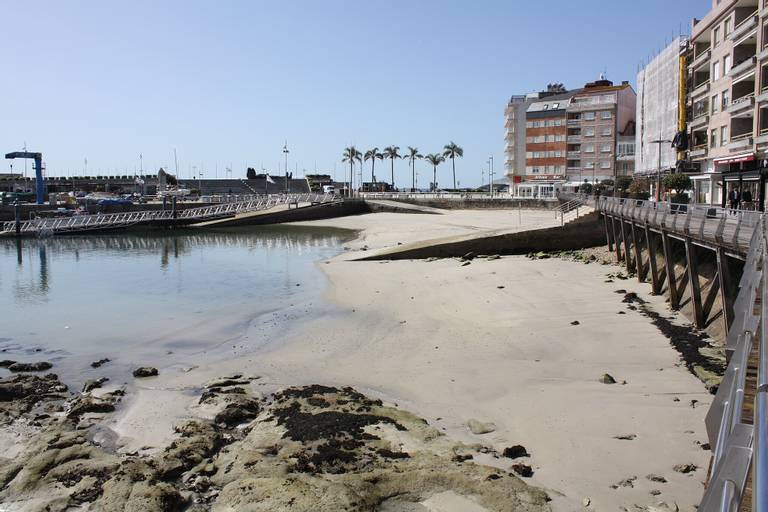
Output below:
[597,196,766,512]
[0,193,336,236]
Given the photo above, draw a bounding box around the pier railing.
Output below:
[1,193,336,235]
[597,196,767,512]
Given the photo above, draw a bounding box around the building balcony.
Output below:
[617,154,635,161]
[690,80,710,99]
[728,94,755,117]
[755,131,768,146]
[691,48,711,69]
[567,166,581,173]
[758,45,768,62]
[689,114,709,130]
[727,134,753,151]
[689,145,708,159]
[729,14,758,43]
[757,90,768,104]
[728,56,757,80]
[567,151,581,158]
[505,131,515,140]
[567,119,580,126]
[567,136,581,143]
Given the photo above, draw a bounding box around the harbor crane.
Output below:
[5,151,44,204]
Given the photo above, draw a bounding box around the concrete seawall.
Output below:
[358,211,606,260]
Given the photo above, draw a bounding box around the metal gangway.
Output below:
[596,196,767,512]
[1,193,336,236]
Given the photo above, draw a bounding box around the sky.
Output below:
[2,0,708,187]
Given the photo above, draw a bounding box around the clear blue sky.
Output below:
[2,0,707,186]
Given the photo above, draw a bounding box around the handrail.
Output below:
[596,196,767,512]
[1,193,337,235]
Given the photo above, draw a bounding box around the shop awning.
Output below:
[714,153,755,165]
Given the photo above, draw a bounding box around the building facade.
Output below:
[636,37,688,184]
[687,0,765,207]
[565,79,637,186]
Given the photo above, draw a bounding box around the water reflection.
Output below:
[0,226,349,304]
[0,226,347,359]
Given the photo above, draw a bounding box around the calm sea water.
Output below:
[0,226,349,382]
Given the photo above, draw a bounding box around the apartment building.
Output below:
[565,79,637,186]
[636,37,688,188]
[504,95,530,186]
[687,0,766,206]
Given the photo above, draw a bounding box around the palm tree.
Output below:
[364,147,383,186]
[442,142,463,190]
[382,146,401,188]
[342,146,362,197]
[424,154,444,192]
[405,146,422,191]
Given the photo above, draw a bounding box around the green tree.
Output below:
[382,146,401,188]
[442,142,464,190]
[424,154,445,191]
[342,146,362,197]
[662,173,692,203]
[405,146,422,191]
[364,148,383,184]
[615,175,632,191]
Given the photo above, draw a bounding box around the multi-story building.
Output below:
[565,78,637,186]
[505,79,636,197]
[687,0,764,206]
[636,37,688,197]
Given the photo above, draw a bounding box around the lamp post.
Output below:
[650,138,672,201]
[282,142,289,193]
[487,156,494,198]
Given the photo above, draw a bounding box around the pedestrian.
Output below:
[742,188,753,210]
[729,188,740,213]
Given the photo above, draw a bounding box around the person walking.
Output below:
[729,188,741,213]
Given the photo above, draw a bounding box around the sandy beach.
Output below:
[0,208,715,511]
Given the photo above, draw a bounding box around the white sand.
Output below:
[111,209,711,512]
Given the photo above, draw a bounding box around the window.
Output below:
[584,128,595,137]
[724,54,732,75]
[583,112,596,121]
[724,17,732,37]
[712,94,719,114]
[584,161,594,169]
[600,161,611,169]
[711,128,719,148]
[600,144,611,153]
[722,90,730,109]
[601,127,612,136]
[721,125,729,145]
[552,103,559,109]
[713,61,721,81]
[555,134,566,142]
[714,26,721,47]
[584,144,595,153]
[600,111,612,119]
[526,122,534,128]
[526,152,533,158]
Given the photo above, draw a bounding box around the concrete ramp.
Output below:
[357,211,605,260]
[364,200,445,215]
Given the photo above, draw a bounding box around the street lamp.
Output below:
[650,138,672,201]
[487,156,494,198]
[282,142,289,193]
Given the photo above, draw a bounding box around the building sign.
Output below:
[714,153,755,165]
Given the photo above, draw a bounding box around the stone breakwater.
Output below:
[0,373,551,512]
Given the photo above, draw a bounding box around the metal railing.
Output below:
[597,196,767,512]
[1,193,336,235]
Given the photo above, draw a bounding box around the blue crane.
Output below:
[5,151,44,204]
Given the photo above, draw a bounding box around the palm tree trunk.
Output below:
[452,157,456,190]
[411,160,415,191]
[433,166,437,192]
[349,162,353,198]
[371,160,375,186]
[391,159,395,188]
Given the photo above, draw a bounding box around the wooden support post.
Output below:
[661,231,679,309]
[645,225,661,294]
[702,270,720,325]
[631,222,644,282]
[684,238,704,328]
[611,217,622,262]
[716,247,733,333]
[604,214,613,252]
[620,219,632,273]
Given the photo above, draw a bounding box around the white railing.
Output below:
[598,196,767,512]
[2,194,336,235]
